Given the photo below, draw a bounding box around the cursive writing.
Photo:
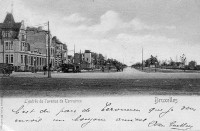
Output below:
[72,115,106,128]
[116,117,147,122]
[12,105,35,114]
[169,121,193,130]
[148,107,163,113]
[15,117,42,123]
[148,120,165,127]
[101,102,140,112]
[181,106,196,111]
[159,107,173,118]
[55,107,76,116]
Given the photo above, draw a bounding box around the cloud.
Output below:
[49,10,188,65]
[90,10,122,33]
[116,33,178,45]
[70,10,176,35]
[63,13,89,24]
[124,18,176,31]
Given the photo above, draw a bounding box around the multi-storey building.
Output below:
[74,50,94,69]
[26,26,55,71]
[0,13,55,71]
[52,36,68,68]
[0,13,28,71]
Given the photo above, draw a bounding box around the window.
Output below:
[23,43,25,51]
[4,41,13,50]
[21,42,23,51]
[10,42,13,50]
[6,54,9,63]
[29,56,31,64]
[21,42,25,51]
[2,31,10,38]
[37,57,39,66]
[5,42,8,50]
[40,58,42,65]
[21,55,23,63]
[31,56,33,65]
[24,55,27,65]
[10,54,13,63]
[22,34,25,41]
[8,42,10,50]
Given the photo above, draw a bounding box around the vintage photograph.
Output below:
[0,0,200,130]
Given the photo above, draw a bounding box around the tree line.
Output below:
[132,54,199,70]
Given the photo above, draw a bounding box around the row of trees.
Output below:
[132,54,199,70]
[91,52,127,69]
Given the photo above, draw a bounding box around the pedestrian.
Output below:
[49,63,52,72]
[43,65,47,75]
[102,66,104,72]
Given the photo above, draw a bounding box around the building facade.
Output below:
[52,36,68,68]
[26,26,55,71]
[0,13,55,71]
[74,50,94,69]
[0,13,27,71]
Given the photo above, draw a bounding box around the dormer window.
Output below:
[2,31,11,38]
[22,34,25,41]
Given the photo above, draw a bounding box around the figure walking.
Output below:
[43,65,47,75]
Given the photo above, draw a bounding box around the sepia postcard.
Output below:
[0,0,200,130]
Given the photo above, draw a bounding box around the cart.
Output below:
[0,63,14,76]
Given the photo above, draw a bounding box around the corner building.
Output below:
[0,13,55,71]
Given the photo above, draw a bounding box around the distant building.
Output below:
[84,50,94,68]
[52,36,68,68]
[74,53,82,65]
[67,55,73,64]
[73,50,94,69]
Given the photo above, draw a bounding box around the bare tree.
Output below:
[180,54,186,71]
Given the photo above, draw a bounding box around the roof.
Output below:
[1,13,21,29]
[63,44,67,50]
[0,13,22,39]
[85,50,91,53]
[52,36,63,44]
[3,13,15,23]
[26,27,48,33]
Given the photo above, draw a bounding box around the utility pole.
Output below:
[80,50,82,68]
[11,1,14,14]
[142,47,143,70]
[2,38,4,63]
[74,44,75,64]
[47,21,51,78]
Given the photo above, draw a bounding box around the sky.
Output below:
[0,0,200,66]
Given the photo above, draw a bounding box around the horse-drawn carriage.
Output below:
[61,63,81,73]
[0,63,14,76]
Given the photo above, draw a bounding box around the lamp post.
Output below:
[142,47,143,70]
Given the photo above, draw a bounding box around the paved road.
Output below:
[8,67,200,79]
